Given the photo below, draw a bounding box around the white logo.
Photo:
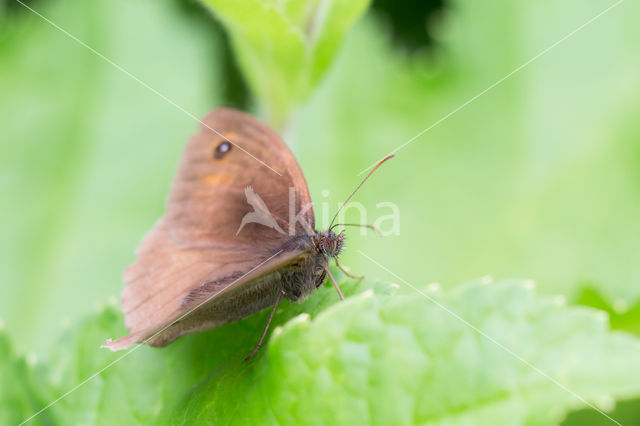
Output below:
[236,187,285,235]
[235,186,400,237]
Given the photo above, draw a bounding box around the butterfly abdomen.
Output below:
[280,251,327,301]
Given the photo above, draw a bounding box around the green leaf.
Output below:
[0,325,56,425]
[200,0,371,128]
[562,287,640,426]
[161,280,640,425]
[10,279,640,425]
[563,398,640,426]
[576,286,640,336]
[33,276,390,424]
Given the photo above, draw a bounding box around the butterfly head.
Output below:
[315,229,344,258]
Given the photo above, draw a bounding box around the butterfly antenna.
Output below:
[330,223,383,236]
[329,154,395,229]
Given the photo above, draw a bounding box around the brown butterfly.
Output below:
[102,108,393,359]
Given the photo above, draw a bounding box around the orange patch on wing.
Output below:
[210,132,238,147]
[203,174,231,186]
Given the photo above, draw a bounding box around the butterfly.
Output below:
[102,108,393,359]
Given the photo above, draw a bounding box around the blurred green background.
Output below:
[1,0,639,373]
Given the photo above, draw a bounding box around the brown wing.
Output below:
[167,107,314,245]
[103,108,315,350]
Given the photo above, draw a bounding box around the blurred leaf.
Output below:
[563,398,640,426]
[0,326,56,425]
[371,0,445,50]
[44,304,182,425]
[292,0,640,304]
[200,0,370,128]
[576,286,640,336]
[562,286,640,426]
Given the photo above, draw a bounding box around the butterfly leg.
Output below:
[335,258,364,280]
[324,266,345,301]
[244,291,282,361]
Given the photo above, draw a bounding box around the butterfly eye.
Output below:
[213,141,232,159]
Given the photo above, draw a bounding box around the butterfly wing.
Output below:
[167,107,314,245]
[104,108,316,350]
